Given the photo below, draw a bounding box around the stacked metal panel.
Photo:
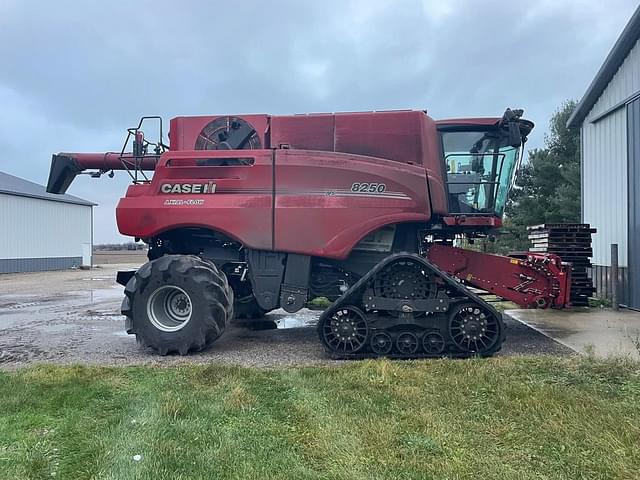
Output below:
[528,224,597,307]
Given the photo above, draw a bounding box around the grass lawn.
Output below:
[0,357,639,479]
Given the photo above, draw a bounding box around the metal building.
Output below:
[568,5,640,308]
[0,171,95,273]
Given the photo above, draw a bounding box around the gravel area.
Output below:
[0,264,572,369]
[92,251,148,264]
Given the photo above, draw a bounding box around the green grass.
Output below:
[0,357,639,479]
[306,297,332,310]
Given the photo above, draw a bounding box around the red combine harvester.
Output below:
[47,109,570,358]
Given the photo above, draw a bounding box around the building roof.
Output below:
[567,5,640,128]
[0,170,96,206]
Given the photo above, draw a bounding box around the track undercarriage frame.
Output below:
[318,253,505,359]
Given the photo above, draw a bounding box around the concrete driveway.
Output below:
[505,308,640,359]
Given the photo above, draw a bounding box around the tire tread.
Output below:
[121,255,233,355]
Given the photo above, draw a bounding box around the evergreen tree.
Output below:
[499,100,581,251]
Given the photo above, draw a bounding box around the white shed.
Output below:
[568,6,640,308]
[0,171,95,273]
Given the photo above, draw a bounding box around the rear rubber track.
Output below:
[318,253,505,359]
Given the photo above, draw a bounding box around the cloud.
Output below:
[0,0,637,242]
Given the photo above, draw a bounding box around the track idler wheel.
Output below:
[396,332,419,354]
[422,332,446,355]
[370,332,393,355]
[448,302,501,355]
[320,306,369,354]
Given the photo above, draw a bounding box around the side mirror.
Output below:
[508,121,522,148]
[502,108,524,148]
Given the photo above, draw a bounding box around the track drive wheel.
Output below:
[448,302,502,356]
[121,255,234,355]
[320,306,369,354]
[372,259,437,317]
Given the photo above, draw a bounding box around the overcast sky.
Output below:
[0,0,637,243]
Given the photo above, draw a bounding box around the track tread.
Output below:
[318,253,505,359]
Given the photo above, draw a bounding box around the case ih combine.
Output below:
[46,109,570,358]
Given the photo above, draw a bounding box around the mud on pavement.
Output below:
[0,264,572,368]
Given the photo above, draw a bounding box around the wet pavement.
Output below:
[505,308,640,359]
[0,264,571,368]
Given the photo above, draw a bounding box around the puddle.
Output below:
[0,296,60,313]
[112,331,134,338]
[86,308,123,319]
[271,309,319,329]
[0,294,44,310]
[1,294,40,301]
[40,323,77,333]
[67,286,123,303]
[81,277,115,282]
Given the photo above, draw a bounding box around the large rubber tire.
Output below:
[121,255,233,355]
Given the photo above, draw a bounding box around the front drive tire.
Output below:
[121,255,234,355]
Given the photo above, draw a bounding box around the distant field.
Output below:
[93,251,148,265]
[0,357,638,479]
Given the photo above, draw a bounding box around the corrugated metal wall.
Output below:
[588,39,640,119]
[0,193,92,271]
[581,37,640,302]
[582,37,640,265]
[582,107,628,266]
[0,257,83,274]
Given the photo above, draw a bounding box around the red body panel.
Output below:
[170,110,442,168]
[116,147,431,259]
[271,111,440,167]
[273,150,429,259]
[442,216,503,228]
[117,150,274,250]
[119,110,447,258]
